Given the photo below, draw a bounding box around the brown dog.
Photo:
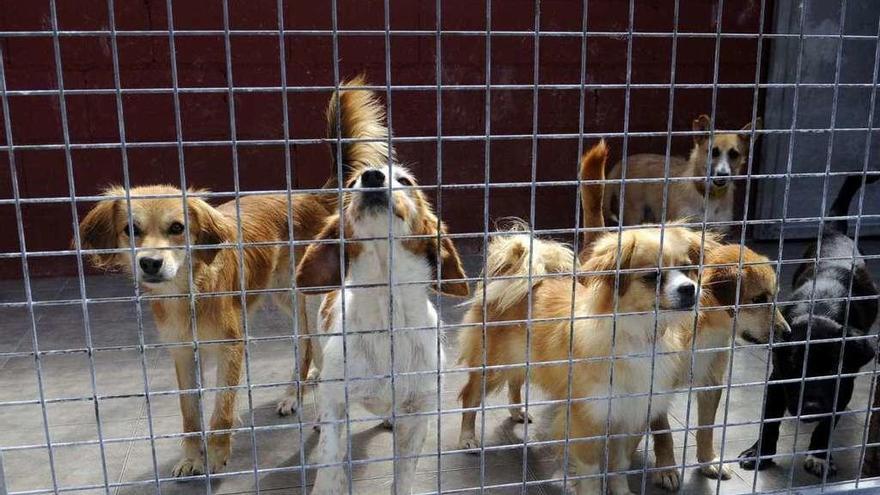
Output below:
[78,185,334,476]
[603,115,760,232]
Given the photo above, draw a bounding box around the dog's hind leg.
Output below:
[738,371,786,470]
[275,293,315,416]
[457,370,503,451]
[506,369,533,424]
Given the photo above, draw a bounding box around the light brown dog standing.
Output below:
[603,115,760,232]
[78,185,335,476]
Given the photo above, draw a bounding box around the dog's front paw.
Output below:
[172,456,206,477]
[457,435,481,453]
[206,436,231,473]
[804,454,837,478]
[652,467,681,491]
[276,394,298,416]
[738,444,775,471]
[508,407,533,424]
[699,457,732,480]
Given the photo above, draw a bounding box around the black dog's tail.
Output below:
[829,172,879,233]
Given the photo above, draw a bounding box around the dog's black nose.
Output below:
[677,284,696,306]
[139,257,163,276]
[361,169,385,188]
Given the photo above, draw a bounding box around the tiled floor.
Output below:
[1,244,879,495]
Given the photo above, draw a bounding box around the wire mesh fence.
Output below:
[1,0,880,494]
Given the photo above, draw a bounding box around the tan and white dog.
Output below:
[78,185,334,476]
[456,141,787,494]
[296,77,469,494]
[603,115,761,232]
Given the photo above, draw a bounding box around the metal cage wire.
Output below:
[1,0,879,494]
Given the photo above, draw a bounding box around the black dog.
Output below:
[738,174,879,477]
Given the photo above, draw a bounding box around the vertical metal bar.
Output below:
[749,0,809,486]
[46,1,113,491]
[782,1,846,490]
[0,40,61,495]
[477,1,492,492]
[520,1,540,492]
[0,452,6,495]
[381,2,400,494]
[105,0,163,490]
[801,1,850,490]
[852,15,880,486]
[219,1,262,491]
[602,0,636,489]
[274,1,311,492]
[433,0,444,492]
[560,0,589,492]
[327,2,355,492]
[646,1,684,491]
[725,0,772,491]
[163,0,214,490]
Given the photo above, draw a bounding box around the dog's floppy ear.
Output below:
[704,264,738,315]
[188,196,234,265]
[296,214,346,292]
[78,187,123,270]
[423,217,469,297]
[692,114,712,145]
[582,232,635,295]
[844,335,876,370]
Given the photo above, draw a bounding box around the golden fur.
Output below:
[78,185,335,476]
[297,77,469,298]
[456,139,787,493]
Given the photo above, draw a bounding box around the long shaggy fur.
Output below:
[469,226,578,316]
[326,74,395,182]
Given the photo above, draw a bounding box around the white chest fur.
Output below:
[320,238,444,409]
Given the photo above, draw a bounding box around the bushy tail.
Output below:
[325,75,395,185]
[579,140,608,258]
[829,172,879,233]
[469,222,578,315]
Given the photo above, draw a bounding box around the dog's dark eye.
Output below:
[168,222,185,235]
[752,293,770,304]
[711,147,720,158]
[643,270,660,283]
[397,176,413,186]
[728,149,740,161]
[122,224,141,237]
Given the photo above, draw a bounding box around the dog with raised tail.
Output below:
[296,76,470,495]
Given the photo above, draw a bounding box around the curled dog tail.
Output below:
[325,74,395,184]
[829,172,879,233]
[578,140,608,258]
[469,222,577,315]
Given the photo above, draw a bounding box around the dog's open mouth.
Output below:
[712,177,730,188]
[140,276,167,285]
[740,331,763,344]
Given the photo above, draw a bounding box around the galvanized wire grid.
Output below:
[1,1,880,495]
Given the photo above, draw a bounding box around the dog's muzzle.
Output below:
[359,169,389,210]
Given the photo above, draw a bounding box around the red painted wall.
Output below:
[0,0,767,278]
